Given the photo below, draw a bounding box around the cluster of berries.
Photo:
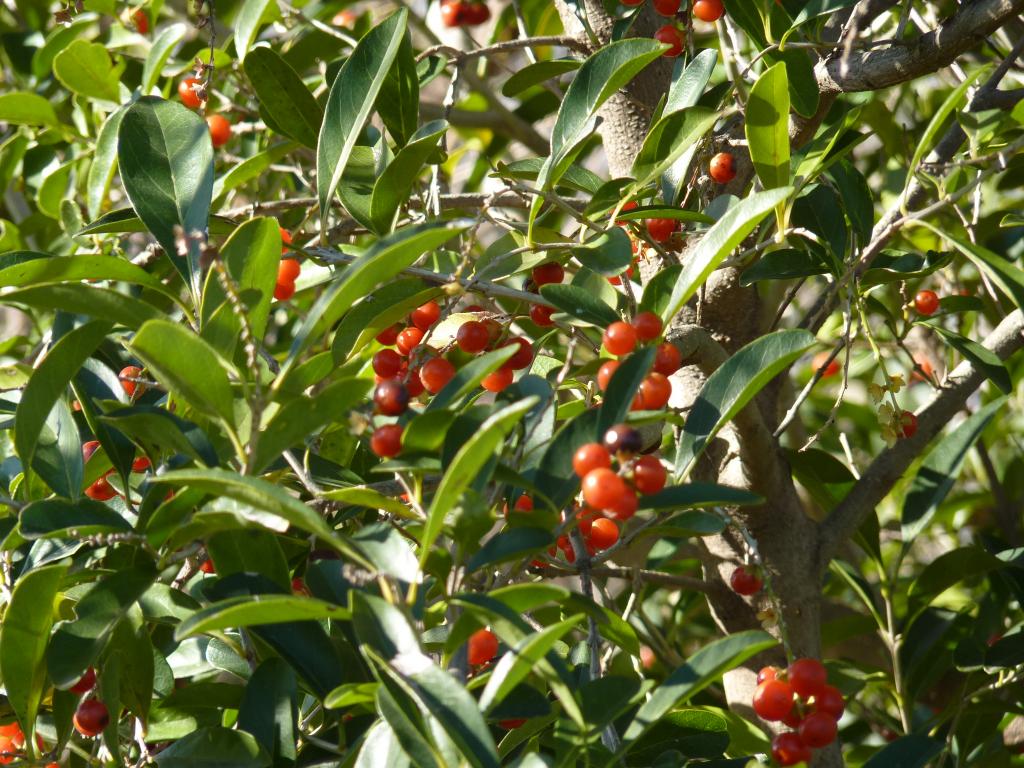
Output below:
[369,301,534,458]
[595,312,682,411]
[621,0,725,57]
[274,228,301,300]
[63,667,111,739]
[0,721,50,766]
[177,77,231,147]
[81,366,151,500]
[440,0,490,27]
[752,659,845,765]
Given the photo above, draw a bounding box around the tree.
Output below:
[0,0,1022,765]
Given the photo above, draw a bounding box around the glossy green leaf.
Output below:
[154,727,270,768]
[53,39,123,102]
[612,205,712,225]
[599,346,655,435]
[237,658,297,768]
[638,484,762,512]
[502,59,581,97]
[1,284,164,330]
[377,31,419,147]
[665,49,718,113]
[206,217,280,340]
[862,735,943,768]
[244,46,323,149]
[0,563,68,743]
[118,97,214,296]
[631,107,718,190]
[87,105,126,219]
[860,250,953,287]
[921,323,1011,394]
[662,187,793,323]
[20,498,131,538]
[570,224,634,276]
[620,630,776,747]
[100,406,218,467]
[780,0,858,46]
[467,527,554,571]
[0,92,59,127]
[30,399,82,499]
[745,63,790,190]
[331,279,439,361]
[902,398,1004,543]
[422,399,536,563]
[47,567,157,688]
[15,320,110,483]
[213,142,298,205]
[907,546,1005,616]
[425,345,517,413]
[77,207,237,236]
[739,248,828,285]
[675,329,815,477]
[141,22,186,92]
[369,119,447,233]
[129,319,236,425]
[0,253,182,304]
[317,9,408,231]
[176,595,351,640]
[235,0,277,62]
[539,283,619,327]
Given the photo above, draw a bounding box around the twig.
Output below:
[416,35,588,63]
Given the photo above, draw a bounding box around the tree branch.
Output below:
[815,0,1024,94]
[817,309,1024,565]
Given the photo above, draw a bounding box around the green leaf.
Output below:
[902,398,1004,542]
[611,206,712,225]
[100,405,219,468]
[860,250,953,287]
[213,143,299,206]
[129,320,236,425]
[920,323,1012,394]
[252,378,371,472]
[331,279,439,362]
[47,567,157,688]
[0,92,59,127]
[317,9,408,232]
[626,707,730,763]
[243,46,323,149]
[77,207,236,237]
[907,546,1005,616]
[467,528,555,571]
[780,0,858,47]
[30,399,82,499]
[87,105,126,219]
[283,219,467,374]
[175,595,351,640]
[369,119,447,233]
[767,49,819,119]
[20,498,131,538]
[570,227,635,276]
[599,346,655,435]
[204,217,280,341]
[0,284,166,330]
[237,659,297,768]
[421,399,537,564]
[665,49,718,113]
[156,469,373,568]
[15,320,111,483]
[52,39,123,102]
[638,484,762,512]
[675,329,815,477]
[620,630,776,747]
[377,32,419,147]
[142,22,187,92]
[539,283,619,327]
[478,615,583,712]
[662,188,792,322]
[0,253,182,305]
[154,727,271,768]
[424,345,517,413]
[745,63,790,190]
[631,107,718,191]
[862,735,943,768]
[503,60,581,97]
[739,248,828,285]
[118,97,214,296]
[0,563,68,743]
[235,0,276,62]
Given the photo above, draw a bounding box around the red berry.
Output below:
[206,114,231,148]
[653,0,681,14]
[420,357,456,394]
[120,365,144,397]
[374,379,410,416]
[178,77,202,109]
[467,628,499,666]
[788,658,828,700]
[456,320,490,353]
[597,360,620,391]
[532,262,564,286]
[813,685,845,720]
[279,227,292,254]
[603,423,643,456]
[812,351,839,378]
[373,349,404,379]
[588,517,620,549]
[274,281,296,301]
[82,440,100,463]
[396,327,424,355]
[573,443,611,478]
[653,342,682,375]
[200,558,215,574]
[514,495,533,512]
[370,424,403,458]
[85,476,117,501]
[653,25,685,57]
[647,218,677,242]
[411,300,441,331]
[771,732,812,766]
[505,338,533,370]
[692,0,724,22]
[530,304,555,327]
[603,321,637,356]
[498,718,526,729]
[440,0,462,27]
[913,289,939,316]
[631,311,663,341]
[69,667,97,694]
[406,369,425,398]
[753,678,795,721]
[757,666,779,684]
[799,711,839,748]
[463,1,490,25]
[481,367,514,392]
[73,699,109,738]
[292,577,310,595]
[581,468,628,510]
[575,507,596,535]
[131,455,151,472]
[278,258,301,284]
[729,565,763,596]
[639,372,672,410]
[899,410,918,439]
[131,8,149,33]
[632,455,667,495]
[607,486,638,520]
[376,325,401,346]
[709,152,737,183]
